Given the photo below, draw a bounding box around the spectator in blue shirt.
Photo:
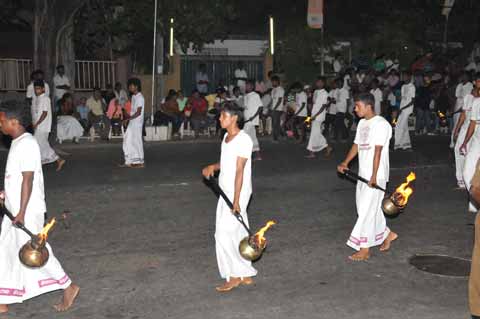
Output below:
[76,97,89,130]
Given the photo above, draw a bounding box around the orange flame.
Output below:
[253,220,276,247]
[38,218,56,241]
[438,111,446,118]
[392,118,397,126]
[394,172,416,206]
[304,116,312,124]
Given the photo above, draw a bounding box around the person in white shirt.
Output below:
[293,84,308,143]
[451,73,474,148]
[333,54,342,74]
[26,70,50,100]
[337,92,398,261]
[121,78,145,168]
[306,77,333,158]
[31,80,65,171]
[394,72,416,150]
[243,80,263,160]
[460,74,480,212]
[0,100,79,314]
[234,62,248,94]
[53,65,71,109]
[270,76,285,142]
[453,88,476,189]
[334,78,350,142]
[202,103,257,292]
[114,82,128,107]
[370,79,383,116]
[324,82,337,140]
[196,64,209,94]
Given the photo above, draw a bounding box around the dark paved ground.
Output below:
[0,135,475,319]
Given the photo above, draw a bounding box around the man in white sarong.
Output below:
[243,80,263,161]
[451,73,473,148]
[121,78,145,168]
[460,75,480,213]
[203,103,257,292]
[394,72,415,150]
[453,89,476,189]
[306,77,332,158]
[31,80,65,171]
[0,100,79,314]
[338,92,398,261]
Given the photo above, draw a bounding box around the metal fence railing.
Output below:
[74,60,117,91]
[0,59,32,91]
[0,59,117,92]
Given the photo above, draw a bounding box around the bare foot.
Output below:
[241,277,254,286]
[324,146,333,158]
[305,153,316,159]
[215,278,242,292]
[349,248,370,261]
[380,231,398,252]
[130,163,145,169]
[0,305,8,313]
[54,284,80,312]
[56,159,66,172]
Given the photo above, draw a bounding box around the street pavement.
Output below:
[0,134,475,319]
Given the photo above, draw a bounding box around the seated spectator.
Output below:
[177,90,188,112]
[114,82,128,107]
[57,93,84,143]
[76,97,89,131]
[189,90,210,138]
[86,87,110,140]
[106,98,124,136]
[154,91,183,136]
[103,83,116,106]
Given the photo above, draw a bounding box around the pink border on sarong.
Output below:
[348,236,367,246]
[38,274,69,288]
[0,287,25,297]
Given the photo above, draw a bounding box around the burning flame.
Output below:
[253,220,276,247]
[393,172,416,206]
[437,111,446,118]
[38,218,56,241]
[304,116,312,124]
[392,118,397,126]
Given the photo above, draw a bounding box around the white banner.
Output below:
[307,0,324,29]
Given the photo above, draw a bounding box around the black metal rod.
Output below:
[205,177,253,236]
[1,206,37,238]
[343,170,387,193]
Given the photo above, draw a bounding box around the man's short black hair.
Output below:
[271,75,280,82]
[474,72,480,81]
[31,69,44,79]
[334,77,343,86]
[56,65,65,70]
[246,79,255,86]
[354,92,375,109]
[316,76,326,83]
[127,78,142,92]
[222,102,244,128]
[0,100,32,128]
[33,80,45,88]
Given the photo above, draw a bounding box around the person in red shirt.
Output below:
[188,90,209,138]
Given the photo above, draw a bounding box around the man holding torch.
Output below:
[0,100,79,313]
[337,93,398,261]
[202,103,257,292]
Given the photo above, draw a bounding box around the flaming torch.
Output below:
[437,111,448,127]
[342,170,416,216]
[239,220,276,261]
[19,218,57,268]
[205,177,276,261]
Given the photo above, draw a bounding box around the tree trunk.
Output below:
[33,0,85,83]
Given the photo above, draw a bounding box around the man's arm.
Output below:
[13,171,34,225]
[127,107,142,120]
[202,163,220,178]
[460,120,476,154]
[337,144,358,173]
[369,145,383,187]
[232,157,248,213]
[33,111,48,129]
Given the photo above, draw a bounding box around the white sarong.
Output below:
[122,124,144,165]
[34,131,59,165]
[464,139,480,212]
[243,123,260,152]
[57,115,84,143]
[0,211,71,304]
[347,179,390,250]
[394,110,412,150]
[450,111,461,149]
[306,121,328,153]
[454,125,470,188]
[215,193,257,281]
